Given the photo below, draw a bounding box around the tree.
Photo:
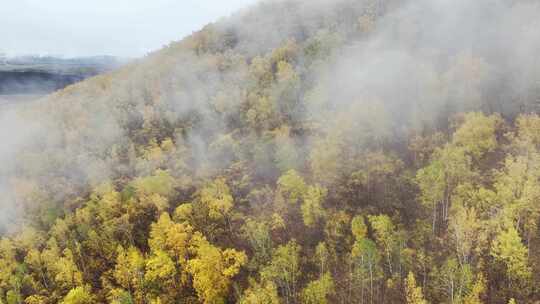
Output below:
[198,178,234,221]
[60,286,94,304]
[351,215,368,240]
[416,144,474,233]
[277,170,307,205]
[5,290,22,304]
[186,179,236,240]
[272,126,299,172]
[324,211,352,257]
[245,94,278,131]
[416,159,445,233]
[113,246,145,301]
[241,219,273,270]
[315,242,330,276]
[144,250,177,292]
[493,154,540,253]
[490,227,531,284]
[513,114,540,158]
[448,205,482,267]
[132,170,175,198]
[108,289,135,304]
[187,235,247,304]
[405,272,427,304]
[368,215,399,275]
[262,240,301,304]
[301,272,335,304]
[52,249,84,293]
[309,135,344,187]
[452,112,501,160]
[463,273,486,304]
[130,170,176,212]
[24,295,49,304]
[301,186,327,228]
[239,280,281,304]
[350,238,381,304]
[148,213,194,266]
[436,258,473,304]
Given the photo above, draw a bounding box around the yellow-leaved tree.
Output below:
[187,235,247,304]
[405,272,428,304]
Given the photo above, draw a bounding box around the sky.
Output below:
[0,0,260,58]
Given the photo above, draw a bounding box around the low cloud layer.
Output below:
[1,0,540,233]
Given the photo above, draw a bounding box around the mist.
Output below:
[1,0,539,231]
[2,0,540,303]
[0,108,42,232]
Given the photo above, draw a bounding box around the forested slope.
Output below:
[1,0,540,303]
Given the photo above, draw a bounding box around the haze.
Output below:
[0,0,259,58]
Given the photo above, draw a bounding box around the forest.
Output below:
[1,0,540,303]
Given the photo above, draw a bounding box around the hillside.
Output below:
[1,0,540,303]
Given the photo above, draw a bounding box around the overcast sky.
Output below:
[0,0,260,58]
